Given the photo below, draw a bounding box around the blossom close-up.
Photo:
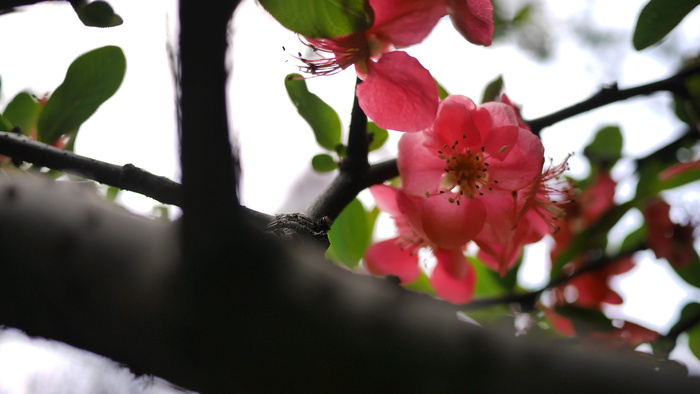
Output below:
[364,184,476,303]
[397,95,545,251]
[299,0,494,132]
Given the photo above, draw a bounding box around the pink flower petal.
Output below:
[365,238,421,284]
[430,249,475,303]
[486,128,544,190]
[660,159,700,181]
[397,132,446,195]
[369,184,400,217]
[356,51,439,132]
[420,194,486,249]
[369,0,448,48]
[473,188,519,245]
[423,95,481,151]
[446,0,494,46]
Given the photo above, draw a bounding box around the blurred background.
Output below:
[0,0,699,392]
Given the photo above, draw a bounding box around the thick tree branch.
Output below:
[1,176,700,392]
[178,0,241,261]
[527,62,700,135]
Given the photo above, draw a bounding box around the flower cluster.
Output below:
[298,0,494,132]
[366,94,571,303]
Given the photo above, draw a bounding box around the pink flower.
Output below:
[644,198,697,267]
[476,157,571,275]
[364,184,476,304]
[300,0,494,132]
[550,171,616,264]
[562,256,635,309]
[397,95,545,250]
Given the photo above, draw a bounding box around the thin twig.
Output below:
[460,247,640,311]
[0,131,182,205]
[304,80,370,222]
[527,62,700,135]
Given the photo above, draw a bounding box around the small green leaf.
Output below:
[259,0,373,38]
[285,73,342,151]
[471,256,508,297]
[434,78,450,100]
[481,74,504,103]
[636,158,700,199]
[38,46,126,143]
[311,153,338,172]
[618,224,646,255]
[3,92,42,135]
[583,125,623,169]
[326,198,369,269]
[670,253,700,289]
[633,0,700,50]
[75,1,123,28]
[367,122,388,152]
[671,302,700,359]
[403,272,437,297]
[687,329,700,361]
[555,306,614,334]
[0,114,13,132]
[105,185,120,202]
[334,143,347,157]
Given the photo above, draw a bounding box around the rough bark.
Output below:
[0,176,699,392]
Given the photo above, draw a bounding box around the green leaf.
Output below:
[326,198,370,269]
[3,92,42,135]
[75,1,123,28]
[0,114,12,132]
[403,272,437,297]
[366,206,380,236]
[686,328,700,361]
[105,185,120,202]
[481,74,504,103]
[471,256,508,297]
[367,122,388,152]
[669,302,700,359]
[37,46,126,143]
[670,253,700,288]
[583,125,623,169]
[284,73,342,151]
[555,306,614,334]
[618,225,646,254]
[633,0,700,50]
[434,78,450,100]
[259,0,373,38]
[311,153,338,172]
[636,158,700,199]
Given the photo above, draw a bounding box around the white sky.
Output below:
[1,0,700,390]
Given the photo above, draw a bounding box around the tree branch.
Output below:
[0,0,56,11]
[342,78,370,173]
[0,131,183,205]
[303,80,370,222]
[527,62,700,135]
[1,176,699,392]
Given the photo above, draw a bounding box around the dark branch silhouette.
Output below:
[527,62,700,135]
